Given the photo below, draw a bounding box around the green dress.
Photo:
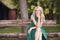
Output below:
[27,16,47,40]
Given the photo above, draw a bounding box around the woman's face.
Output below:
[35,8,41,16]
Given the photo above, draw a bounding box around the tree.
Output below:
[48,0,54,20]
[19,0,29,20]
[19,0,29,33]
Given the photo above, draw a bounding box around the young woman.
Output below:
[27,6,47,40]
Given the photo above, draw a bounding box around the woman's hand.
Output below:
[38,15,40,18]
[35,23,40,29]
[35,23,38,29]
[36,13,40,18]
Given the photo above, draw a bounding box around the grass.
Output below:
[0,24,60,40]
[0,26,22,33]
[48,36,60,40]
[44,26,60,32]
[0,26,60,33]
[0,38,18,40]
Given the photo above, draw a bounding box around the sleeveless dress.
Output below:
[27,16,47,40]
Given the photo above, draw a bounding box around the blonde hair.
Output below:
[32,6,45,22]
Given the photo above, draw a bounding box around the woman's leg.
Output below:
[35,28,42,40]
[35,30,39,40]
[39,31,42,40]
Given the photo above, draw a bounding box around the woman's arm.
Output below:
[37,16,40,27]
[31,15,37,25]
[28,15,37,34]
[37,15,45,28]
[31,15,39,29]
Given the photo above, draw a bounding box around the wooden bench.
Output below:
[0,20,56,27]
[0,32,60,38]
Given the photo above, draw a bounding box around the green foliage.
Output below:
[12,0,20,8]
[26,0,57,19]
[1,0,17,9]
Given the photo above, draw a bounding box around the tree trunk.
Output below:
[19,0,29,33]
[19,0,29,20]
[49,0,54,20]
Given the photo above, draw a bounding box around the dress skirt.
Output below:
[27,21,47,40]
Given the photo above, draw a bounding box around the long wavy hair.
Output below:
[32,6,45,22]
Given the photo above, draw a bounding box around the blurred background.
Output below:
[0,0,60,40]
